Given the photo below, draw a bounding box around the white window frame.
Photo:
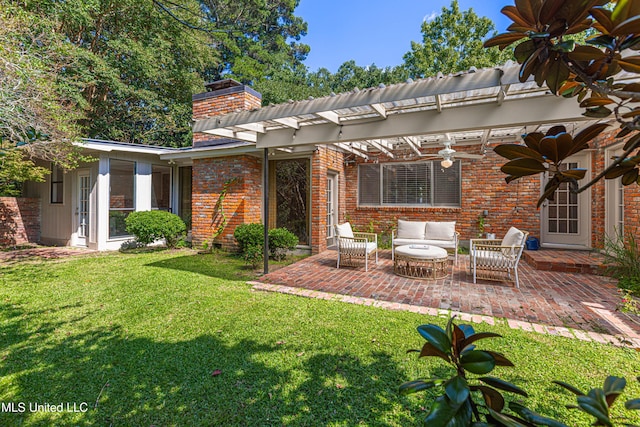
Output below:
[357,160,461,208]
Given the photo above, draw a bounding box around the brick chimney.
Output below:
[192,79,262,147]
[190,79,263,250]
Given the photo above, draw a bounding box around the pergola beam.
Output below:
[316,110,341,124]
[256,95,588,149]
[367,140,394,158]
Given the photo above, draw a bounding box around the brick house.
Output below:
[11,63,639,254]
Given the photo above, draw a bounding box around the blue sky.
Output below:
[295,0,512,72]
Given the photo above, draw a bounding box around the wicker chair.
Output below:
[335,222,378,271]
[469,227,529,288]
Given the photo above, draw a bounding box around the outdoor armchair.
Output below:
[335,222,378,271]
[469,227,529,288]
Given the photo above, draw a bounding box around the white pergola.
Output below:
[190,62,633,273]
[192,62,605,158]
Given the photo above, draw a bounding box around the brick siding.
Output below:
[0,197,40,246]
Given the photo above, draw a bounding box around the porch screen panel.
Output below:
[179,166,192,229]
[109,159,135,238]
[433,161,461,206]
[151,165,171,211]
[358,164,380,205]
[382,163,430,205]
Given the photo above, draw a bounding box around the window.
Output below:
[109,159,135,238]
[50,165,64,204]
[358,161,461,207]
[151,165,171,211]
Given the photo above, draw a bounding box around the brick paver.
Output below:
[255,250,640,345]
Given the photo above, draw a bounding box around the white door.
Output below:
[540,152,591,248]
[326,173,338,247]
[76,172,90,246]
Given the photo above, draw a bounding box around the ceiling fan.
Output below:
[423,140,485,168]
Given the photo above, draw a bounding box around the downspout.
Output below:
[263,148,269,274]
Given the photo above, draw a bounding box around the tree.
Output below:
[0,4,87,195]
[403,0,513,78]
[484,0,640,206]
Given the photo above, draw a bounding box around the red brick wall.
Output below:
[191,155,262,250]
[0,197,40,246]
[310,146,347,254]
[191,82,263,250]
[342,143,541,244]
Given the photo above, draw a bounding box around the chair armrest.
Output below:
[470,238,501,247]
[353,232,377,243]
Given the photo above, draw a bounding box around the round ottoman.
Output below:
[393,245,449,279]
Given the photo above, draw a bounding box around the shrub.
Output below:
[125,210,186,248]
[234,223,299,263]
[243,244,263,269]
[604,228,640,295]
[400,317,640,426]
[268,228,298,260]
[233,223,264,252]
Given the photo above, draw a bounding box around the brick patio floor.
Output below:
[254,250,640,346]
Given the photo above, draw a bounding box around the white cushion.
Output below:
[335,222,354,238]
[425,221,456,241]
[397,220,426,239]
[393,238,456,249]
[501,227,525,255]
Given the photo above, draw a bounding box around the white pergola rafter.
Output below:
[336,142,369,159]
[367,139,394,158]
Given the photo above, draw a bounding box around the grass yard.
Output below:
[1,249,639,426]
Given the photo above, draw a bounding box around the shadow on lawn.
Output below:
[0,302,417,426]
[145,251,261,282]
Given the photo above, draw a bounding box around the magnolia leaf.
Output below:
[515,0,538,24]
[603,376,626,407]
[419,342,451,362]
[577,392,612,427]
[519,49,542,82]
[579,96,615,108]
[587,34,617,50]
[561,168,587,180]
[624,133,640,151]
[583,106,613,118]
[509,402,570,427]
[523,132,544,150]
[616,126,633,138]
[399,379,438,395]
[460,332,503,350]
[470,385,506,412]
[538,0,565,24]
[611,13,640,35]
[554,132,575,160]
[590,6,614,32]
[480,376,529,397]
[572,123,609,148]
[546,57,570,94]
[484,350,515,367]
[619,56,640,73]
[621,35,640,50]
[622,168,639,185]
[501,5,533,28]
[622,109,640,118]
[538,181,560,207]
[553,40,576,52]
[486,408,529,427]
[501,158,547,177]
[502,158,547,177]
[547,125,567,136]
[417,324,451,355]
[445,375,470,405]
[605,165,633,179]
[460,350,496,375]
[514,40,537,63]
[626,398,640,410]
[424,395,473,427]
[540,135,561,162]
[494,144,545,161]
[484,32,528,49]
[567,45,609,62]
[612,0,640,27]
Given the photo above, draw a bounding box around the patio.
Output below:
[254,249,640,346]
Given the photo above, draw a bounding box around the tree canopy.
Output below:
[403,0,513,78]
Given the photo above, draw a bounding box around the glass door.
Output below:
[76,172,90,246]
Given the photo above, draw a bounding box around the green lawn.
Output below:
[0,249,638,426]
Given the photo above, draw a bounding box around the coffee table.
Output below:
[393,244,449,279]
